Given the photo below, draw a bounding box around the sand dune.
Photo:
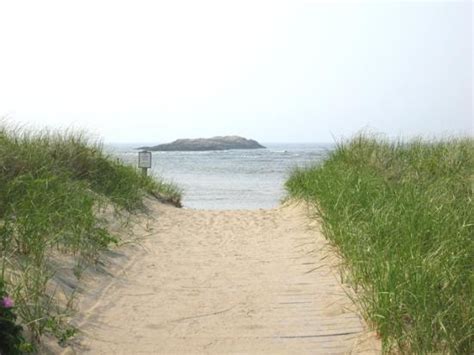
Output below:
[64,200,380,354]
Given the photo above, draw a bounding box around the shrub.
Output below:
[0,279,25,354]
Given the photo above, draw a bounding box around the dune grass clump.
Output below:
[0,123,181,350]
[286,135,473,353]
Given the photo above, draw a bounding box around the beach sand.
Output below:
[63,199,380,354]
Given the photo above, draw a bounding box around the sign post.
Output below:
[138,151,152,177]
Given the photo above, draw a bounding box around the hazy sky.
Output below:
[0,0,472,143]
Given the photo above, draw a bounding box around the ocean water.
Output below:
[106,143,334,210]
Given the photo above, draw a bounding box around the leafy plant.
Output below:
[45,316,78,346]
[0,279,26,354]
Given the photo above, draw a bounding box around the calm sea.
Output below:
[106,143,334,210]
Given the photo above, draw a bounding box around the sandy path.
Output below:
[69,201,379,354]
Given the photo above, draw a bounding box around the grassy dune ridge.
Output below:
[0,123,181,351]
[286,135,473,353]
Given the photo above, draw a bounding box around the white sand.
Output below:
[65,200,380,354]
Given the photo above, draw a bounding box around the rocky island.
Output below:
[139,136,265,151]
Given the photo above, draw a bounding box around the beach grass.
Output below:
[286,135,473,353]
[0,123,181,349]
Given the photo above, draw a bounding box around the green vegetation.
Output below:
[286,135,473,353]
[0,123,181,351]
[0,279,26,354]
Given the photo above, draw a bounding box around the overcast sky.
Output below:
[0,0,472,143]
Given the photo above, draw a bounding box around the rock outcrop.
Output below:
[139,136,265,151]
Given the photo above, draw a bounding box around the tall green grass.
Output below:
[0,123,181,348]
[286,135,473,353]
